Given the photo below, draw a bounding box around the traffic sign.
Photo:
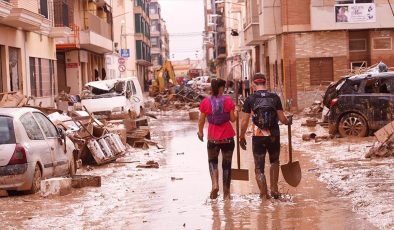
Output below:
[118,57,125,65]
[121,49,130,58]
[118,65,126,72]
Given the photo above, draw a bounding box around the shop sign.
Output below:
[335,3,376,23]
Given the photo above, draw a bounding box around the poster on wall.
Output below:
[335,3,376,23]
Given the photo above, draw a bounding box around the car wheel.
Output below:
[338,113,368,137]
[29,165,42,194]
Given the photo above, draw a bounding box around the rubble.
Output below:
[71,175,101,189]
[147,85,205,112]
[0,190,8,197]
[40,178,72,197]
[366,120,394,158]
[136,160,160,169]
[303,101,323,118]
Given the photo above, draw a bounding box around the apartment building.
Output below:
[53,0,114,95]
[244,0,394,109]
[203,0,251,80]
[0,0,59,106]
[149,0,170,71]
[113,0,151,91]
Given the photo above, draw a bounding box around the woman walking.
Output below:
[198,78,237,200]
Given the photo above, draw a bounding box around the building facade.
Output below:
[149,0,169,72]
[244,0,394,109]
[0,0,59,106]
[112,0,151,91]
[53,0,114,95]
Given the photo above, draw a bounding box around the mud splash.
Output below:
[0,112,377,229]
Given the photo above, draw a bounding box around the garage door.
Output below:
[310,57,334,86]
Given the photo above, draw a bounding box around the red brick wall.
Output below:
[282,0,311,26]
[370,30,394,67]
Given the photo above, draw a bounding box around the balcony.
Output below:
[0,0,12,20]
[134,5,150,22]
[51,0,74,38]
[244,16,261,46]
[2,8,45,31]
[135,33,151,47]
[84,12,112,40]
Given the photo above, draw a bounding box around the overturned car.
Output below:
[325,69,394,137]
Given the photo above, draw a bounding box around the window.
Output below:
[349,39,367,52]
[20,113,44,140]
[33,112,58,138]
[9,47,20,92]
[151,20,159,32]
[151,37,159,47]
[351,61,367,71]
[364,78,393,94]
[0,116,16,145]
[131,81,137,95]
[30,58,55,97]
[39,0,49,19]
[373,37,392,50]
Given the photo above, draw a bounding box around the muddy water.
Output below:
[0,112,376,229]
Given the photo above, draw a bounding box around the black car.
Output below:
[324,72,394,137]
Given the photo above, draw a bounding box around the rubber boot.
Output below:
[270,163,280,199]
[255,170,269,199]
[210,168,219,199]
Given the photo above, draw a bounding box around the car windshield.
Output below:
[0,116,16,145]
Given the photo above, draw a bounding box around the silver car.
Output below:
[0,108,77,193]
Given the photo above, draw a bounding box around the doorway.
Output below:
[56,52,67,93]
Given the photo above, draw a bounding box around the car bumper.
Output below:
[0,163,35,191]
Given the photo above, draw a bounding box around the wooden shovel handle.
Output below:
[288,123,293,163]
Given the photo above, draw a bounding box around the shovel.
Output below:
[231,80,249,181]
[281,121,302,187]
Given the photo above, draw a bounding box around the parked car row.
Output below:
[0,108,77,194]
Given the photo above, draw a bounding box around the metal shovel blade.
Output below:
[281,161,302,187]
[231,169,249,181]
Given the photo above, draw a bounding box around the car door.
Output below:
[19,113,54,178]
[33,112,69,176]
[131,79,143,113]
[125,80,136,113]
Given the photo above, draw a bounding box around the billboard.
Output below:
[335,3,376,23]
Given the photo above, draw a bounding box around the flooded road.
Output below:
[0,112,377,229]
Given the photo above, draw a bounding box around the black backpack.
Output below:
[251,92,278,129]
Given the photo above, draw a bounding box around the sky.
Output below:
[158,0,204,61]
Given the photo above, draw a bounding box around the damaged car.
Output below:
[0,108,77,193]
[81,77,144,117]
[325,72,394,137]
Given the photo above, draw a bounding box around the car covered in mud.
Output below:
[325,72,394,137]
[81,77,144,117]
[0,108,77,193]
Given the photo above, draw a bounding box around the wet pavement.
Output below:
[0,112,378,229]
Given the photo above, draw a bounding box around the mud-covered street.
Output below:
[1,112,387,229]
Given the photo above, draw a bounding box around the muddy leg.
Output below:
[208,142,220,199]
[222,142,234,200]
[254,155,269,199]
[268,136,281,199]
[270,163,280,199]
[252,137,269,199]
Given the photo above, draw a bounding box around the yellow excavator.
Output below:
[151,60,176,95]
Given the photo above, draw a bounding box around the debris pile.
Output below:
[366,121,394,158]
[303,101,323,118]
[148,85,206,111]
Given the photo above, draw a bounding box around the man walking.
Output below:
[239,73,292,199]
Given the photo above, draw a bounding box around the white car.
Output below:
[81,77,144,116]
[187,76,211,87]
[0,108,77,193]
